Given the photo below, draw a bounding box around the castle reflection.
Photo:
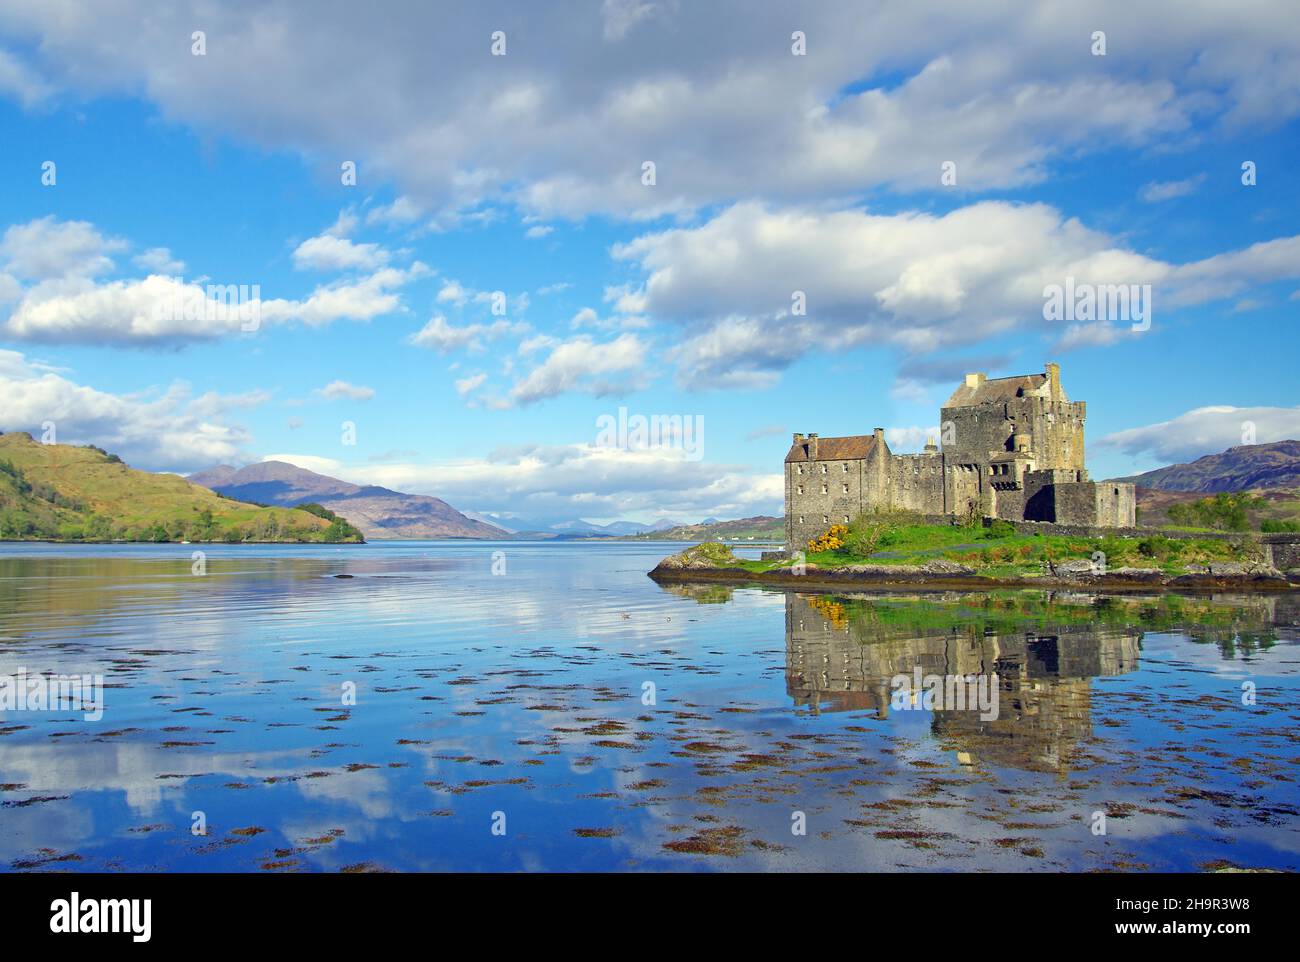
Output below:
[785,591,1144,772]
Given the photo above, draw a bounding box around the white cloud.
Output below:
[0,217,429,344]
[615,200,1300,387]
[508,333,648,405]
[1139,173,1207,202]
[884,426,941,453]
[0,47,52,107]
[436,279,470,305]
[262,442,783,521]
[1097,405,1300,463]
[407,314,527,353]
[454,372,488,396]
[0,349,260,469]
[314,380,375,402]
[132,246,185,274]
[3,2,1294,218]
[292,233,389,272]
[524,225,554,239]
[258,263,429,328]
[1,216,125,280]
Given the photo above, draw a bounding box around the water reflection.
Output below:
[785,593,1141,771]
[1,543,1297,872]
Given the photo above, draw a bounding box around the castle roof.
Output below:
[943,372,1054,408]
[785,434,880,462]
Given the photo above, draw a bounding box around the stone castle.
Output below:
[784,362,1136,549]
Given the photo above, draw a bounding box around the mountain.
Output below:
[471,513,684,538]
[189,460,508,539]
[618,515,785,542]
[1113,440,1300,492]
[0,433,361,543]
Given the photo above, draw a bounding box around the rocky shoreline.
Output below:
[648,545,1299,594]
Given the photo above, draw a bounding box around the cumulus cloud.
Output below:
[614,200,1300,386]
[0,349,260,469]
[1,2,1294,218]
[508,333,648,405]
[292,233,390,272]
[262,442,783,521]
[313,380,375,402]
[0,217,429,345]
[3,262,428,344]
[407,314,527,353]
[1,216,125,280]
[132,246,185,274]
[1097,405,1300,463]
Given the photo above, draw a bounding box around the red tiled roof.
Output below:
[785,435,880,462]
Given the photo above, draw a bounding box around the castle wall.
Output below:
[1091,481,1137,528]
[887,453,945,515]
[786,450,875,549]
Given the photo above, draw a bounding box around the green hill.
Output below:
[0,432,363,543]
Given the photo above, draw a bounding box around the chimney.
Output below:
[1045,361,1061,398]
[793,432,805,443]
[964,372,986,389]
[872,427,885,447]
[808,433,819,458]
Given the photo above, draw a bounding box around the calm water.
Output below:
[1,541,1297,872]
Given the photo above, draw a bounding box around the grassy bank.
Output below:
[0,432,364,543]
[672,510,1272,580]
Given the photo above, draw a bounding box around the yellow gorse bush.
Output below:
[807,523,848,553]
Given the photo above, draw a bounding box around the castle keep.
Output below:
[784,363,1136,549]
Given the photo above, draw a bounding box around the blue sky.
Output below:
[0,2,1297,525]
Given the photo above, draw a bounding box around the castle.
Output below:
[784,362,1135,549]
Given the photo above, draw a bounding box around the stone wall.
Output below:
[887,452,946,515]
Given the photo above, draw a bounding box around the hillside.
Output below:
[189,461,508,539]
[619,515,784,542]
[1136,487,1300,532]
[0,433,362,543]
[1115,440,1300,492]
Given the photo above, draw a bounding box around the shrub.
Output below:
[808,524,848,553]
[984,519,1016,540]
[1261,519,1300,533]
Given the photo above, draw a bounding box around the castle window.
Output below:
[798,516,804,524]
[842,483,849,494]
[796,484,803,495]
[843,516,849,523]
[823,515,829,524]
[820,464,827,474]
[796,465,803,474]
[820,483,827,494]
